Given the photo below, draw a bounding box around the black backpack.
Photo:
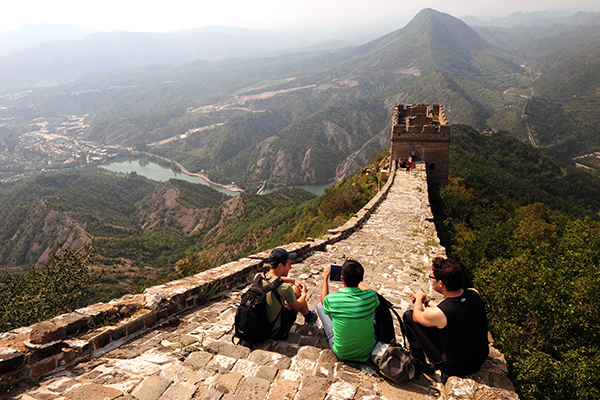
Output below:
[374,292,403,343]
[233,272,284,345]
[372,292,416,382]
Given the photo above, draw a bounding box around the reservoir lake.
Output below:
[99,159,332,196]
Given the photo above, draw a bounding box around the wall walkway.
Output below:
[1,164,518,400]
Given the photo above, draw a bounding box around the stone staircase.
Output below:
[1,164,518,399]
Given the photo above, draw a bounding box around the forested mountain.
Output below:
[0,167,325,299]
[2,8,599,191]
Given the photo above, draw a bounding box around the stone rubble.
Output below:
[2,164,518,399]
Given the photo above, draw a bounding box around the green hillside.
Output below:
[435,126,600,400]
[449,125,600,218]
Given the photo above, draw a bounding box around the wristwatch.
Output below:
[292,278,296,285]
[423,298,430,307]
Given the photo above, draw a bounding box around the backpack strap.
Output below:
[389,306,410,348]
[260,272,284,302]
[377,292,410,348]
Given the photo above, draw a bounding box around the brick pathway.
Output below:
[12,166,513,400]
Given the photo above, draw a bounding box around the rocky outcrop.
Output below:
[136,180,221,233]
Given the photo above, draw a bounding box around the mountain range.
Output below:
[0,8,600,277]
[3,8,600,193]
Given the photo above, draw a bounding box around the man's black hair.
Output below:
[431,257,463,291]
[342,259,364,287]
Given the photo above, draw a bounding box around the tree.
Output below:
[0,245,100,332]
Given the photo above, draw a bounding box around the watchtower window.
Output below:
[429,163,436,171]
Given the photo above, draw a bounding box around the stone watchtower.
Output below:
[390,104,450,186]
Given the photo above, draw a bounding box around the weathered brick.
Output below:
[30,357,56,376]
[266,382,297,400]
[160,381,197,400]
[125,317,146,336]
[0,348,26,373]
[211,372,243,394]
[295,376,331,400]
[64,382,124,400]
[91,330,112,350]
[29,321,66,345]
[51,312,90,335]
[131,375,172,400]
[110,324,128,341]
[26,342,63,364]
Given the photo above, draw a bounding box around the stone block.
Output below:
[211,372,243,394]
[248,349,291,369]
[125,317,146,336]
[30,357,57,376]
[45,376,80,393]
[295,376,331,400]
[156,309,168,321]
[289,358,316,375]
[266,382,297,400]
[255,365,278,380]
[269,341,298,358]
[140,311,156,328]
[326,380,357,399]
[193,387,225,400]
[297,345,321,360]
[64,382,124,400]
[52,312,90,335]
[222,394,246,400]
[161,382,198,400]
[235,376,271,400]
[275,370,302,387]
[0,348,26,373]
[110,324,128,341]
[91,330,112,350]
[29,321,66,345]
[205,355,237,373]
[185,350,214,370]
[230,359,258,376]
[131,375,172,400]
[166,301,180,316]
[206,340,250,359]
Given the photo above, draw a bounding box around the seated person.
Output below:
[260,248,316,340]
[403,257,489,377]
[317,259,379,361]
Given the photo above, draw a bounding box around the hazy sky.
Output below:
[2,0,598,33]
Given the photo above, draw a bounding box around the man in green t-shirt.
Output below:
[318,259,379,361]
[259,248,317,340]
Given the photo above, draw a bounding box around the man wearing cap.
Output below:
[259,248,317,340]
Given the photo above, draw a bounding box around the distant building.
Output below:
[390,103,450,186]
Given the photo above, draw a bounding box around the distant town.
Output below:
[0,113,130,183]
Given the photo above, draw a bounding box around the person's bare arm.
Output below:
[321,265,330,304]
[412,291,447,328]
[289,289,308,312]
